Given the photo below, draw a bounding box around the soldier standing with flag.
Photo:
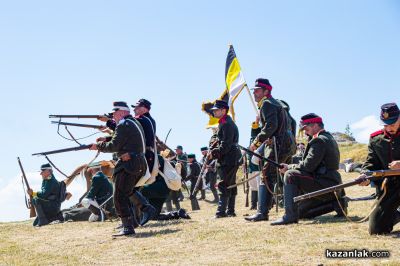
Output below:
[245,78,296,222]
[209,100,241,218]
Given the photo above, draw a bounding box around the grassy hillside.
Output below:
[339,143,368,163]
[1,172,399,266]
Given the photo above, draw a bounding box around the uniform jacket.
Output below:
[214,115,241,166]
[97,115,147,175]
[292,130,341,184]
[362,130,400,190]
[86,172,113,204]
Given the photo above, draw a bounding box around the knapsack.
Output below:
[58,181,67,203]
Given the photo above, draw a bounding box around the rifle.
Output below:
[243,153,249,207]
[191,141,218,196]
[17,157,36,218]
[155,136,177,157]
[293,169,400,203]
[238,145,283,169]
[49,114,111,119]
[51,121,103,130]
[32,145,91,156]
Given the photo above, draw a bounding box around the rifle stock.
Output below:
[293,169,400,203]
[32,145,91,156]
[17,157,36,218]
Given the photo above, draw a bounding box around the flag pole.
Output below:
[228,44,259,116]
[244,84,259,115]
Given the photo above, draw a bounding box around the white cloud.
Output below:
[350,115,382,144]
[0,172,87,222]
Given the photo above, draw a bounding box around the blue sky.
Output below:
[0,0,399,221]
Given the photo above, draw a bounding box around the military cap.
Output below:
[176,145,183,150]
[210,100,229,110]
[200,146,208,151]
[251,78,273,91]
[187,154,196,159]
[299,113,323,129]
[112,101,130,112]
[40,163,52,171]
[380,103,399,125]
[131,99,151,110]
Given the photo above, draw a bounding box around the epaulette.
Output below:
[370,130,384,138]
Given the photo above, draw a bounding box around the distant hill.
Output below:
[332,132,356,143]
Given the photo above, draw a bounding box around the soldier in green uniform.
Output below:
[175,145,187,202]
[358,103,400,235]
[90,101,156,237]
[28,164,63,226]
[209,100,241,218]
[187,154,201,197]
[141,154,191,220]
[246,78,296,222]
[81,165,114,222]
[200,146,219,202]
[271,113,345,225]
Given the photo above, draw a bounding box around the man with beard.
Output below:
[271,113,345,225]
[246,78,296,222]
[28,164,64,226]
[357,103,400,235]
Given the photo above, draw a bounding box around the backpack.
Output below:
[58,181,68,203]
[159,160,182,191]
[276,99,297,158]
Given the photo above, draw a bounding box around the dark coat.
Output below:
[362,130,400,192]
[86,172,113,205]
[292,130,341,184]
[97,115,147,176]
[214,115,241,166]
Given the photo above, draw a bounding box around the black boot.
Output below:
[33,202,49,227]
[227,196,236,217]
[211,189,219,203]
[173,197,181,210]
[190,195,200,211]
[333,197,348,217]
[178,190,184,201]
[250,191,258,210]
[178,208,191,219]
[112,216,135,237]
[129,191,156,226]
[245,185,269,222]
[165,199,173,212]
[299,201,334,219]
[215,196,228,218]
[271,184,299,226]
[394,209,400,226]
[199,190,206,200]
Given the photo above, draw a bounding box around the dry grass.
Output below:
[339,143,368,163]
[1,172,399,266]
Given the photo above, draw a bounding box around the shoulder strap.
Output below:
[126,119,146,152]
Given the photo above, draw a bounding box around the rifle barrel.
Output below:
[293,169,400,203]
[17,157,31,190]
[293,180,359,203]
[51,121,102,129]
[32,145,91,156]
[49,115,102,119]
